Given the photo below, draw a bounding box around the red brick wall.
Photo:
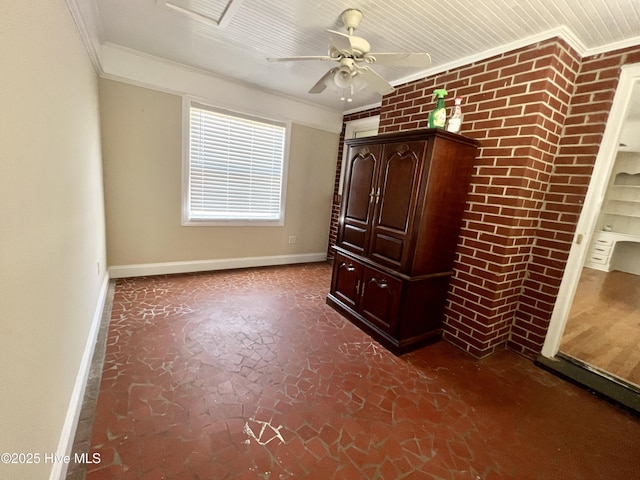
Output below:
[328,37,640,359]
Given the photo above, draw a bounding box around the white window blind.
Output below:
[187,103,286,222]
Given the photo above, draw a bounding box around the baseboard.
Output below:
[49,273,110,480]
[109,253,328,278]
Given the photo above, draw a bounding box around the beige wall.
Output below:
[100,78,339,269]
[0,0,106,478]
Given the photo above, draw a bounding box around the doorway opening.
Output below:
[540,64,640,411]
[338,115,380,195]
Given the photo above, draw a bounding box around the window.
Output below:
[183,100,288,226]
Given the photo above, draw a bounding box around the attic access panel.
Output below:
[159,0,243,29]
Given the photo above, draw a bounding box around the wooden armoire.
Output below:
[327,128,478,354]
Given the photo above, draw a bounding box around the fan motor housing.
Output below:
[348,36,370,56]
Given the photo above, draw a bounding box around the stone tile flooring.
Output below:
[82,262,640,479]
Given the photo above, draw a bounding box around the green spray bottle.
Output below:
[428,89,448,128]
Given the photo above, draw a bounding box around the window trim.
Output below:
[181,97,291,227]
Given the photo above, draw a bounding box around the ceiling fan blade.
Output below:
[267,55,333,62]
[309,68,338,94]
[359,67,395,95]
[326,29,353,52]
[368,52,432,68]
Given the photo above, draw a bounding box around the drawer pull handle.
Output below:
[339,262,356,272]
[371,277,388,288]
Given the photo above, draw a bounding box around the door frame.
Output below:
[541,63,640,358]
[338,116,380,195]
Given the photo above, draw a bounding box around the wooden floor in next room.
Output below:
[560,267,640,388]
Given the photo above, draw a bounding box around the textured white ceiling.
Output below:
[85,0,640,111]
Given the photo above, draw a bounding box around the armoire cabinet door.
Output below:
[338,144,382,256]
[359,265,402,332]
[330,253,364,310]
[369,141,427,269]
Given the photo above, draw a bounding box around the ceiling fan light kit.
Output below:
[334,58,356,89]
[267,8,431,100]
[334,68,353,89]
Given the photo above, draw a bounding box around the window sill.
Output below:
[182,218,284,227]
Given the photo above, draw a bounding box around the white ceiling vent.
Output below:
[160,0,243,29]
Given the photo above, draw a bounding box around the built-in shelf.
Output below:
[608,186,640,202]
[604,213,640,218]
[604,200,640,217]
[613,172,640,186]
[596,152,640,237]
[601,214,640,238]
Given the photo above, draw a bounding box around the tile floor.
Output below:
[80,262,639,480]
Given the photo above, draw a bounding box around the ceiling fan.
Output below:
[267,9,431,98]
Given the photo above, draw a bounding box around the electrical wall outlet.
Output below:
[288,236,296,244]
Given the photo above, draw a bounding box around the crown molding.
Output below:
[339,27,639,117]
[343,101,382,116]
[390,26,640,91]
[391,26,588,89]
[64,0,104,74]
[100,43,343,133]
[582,34,640,57]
